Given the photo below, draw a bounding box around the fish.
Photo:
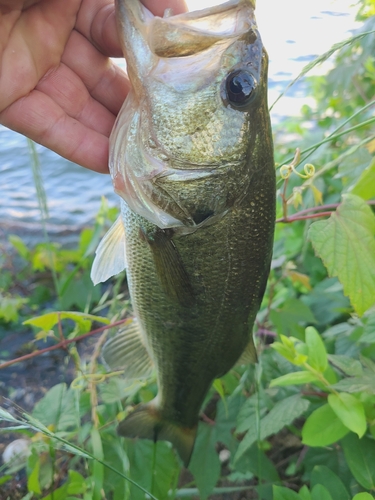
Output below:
[91,0,275,466]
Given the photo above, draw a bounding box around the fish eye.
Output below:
[225,70,257,108]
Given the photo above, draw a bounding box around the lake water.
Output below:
[0,0,358,244]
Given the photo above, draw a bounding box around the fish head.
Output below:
[111,0,272,230]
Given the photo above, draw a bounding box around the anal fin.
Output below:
[91,216,127,285]
[236,337,258,365]
[118,401,197,467]
[101,319,153,379]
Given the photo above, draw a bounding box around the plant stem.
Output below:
[277,211,334,223]
[0,319,127,370]
[292,99,375,166]
[89,331,109,427]
[276,200,375,223]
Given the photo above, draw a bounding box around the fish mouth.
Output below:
[148,0,256,58]
[116,0,257,65]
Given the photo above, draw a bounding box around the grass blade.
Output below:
[270,30,375,111]
[0,408,158,500]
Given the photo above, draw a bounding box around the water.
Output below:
[0,0,358,243]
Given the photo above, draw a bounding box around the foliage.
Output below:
[1,4,375,500]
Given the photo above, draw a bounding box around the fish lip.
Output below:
[137,0,257,59]
[137,0,255,21]
[161,0,255,22]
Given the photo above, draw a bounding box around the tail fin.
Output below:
[118,402,197,466]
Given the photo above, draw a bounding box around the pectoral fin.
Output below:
[236,337,258,365]
[140,227,195,306]
[91,217,127,285]
[118,401,197,467]
[101,319,153,379]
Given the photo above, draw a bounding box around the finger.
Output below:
[0,90,110,173]
[141,0,188,17]
[62,30,130,116]
[75,0,188,57]
[75,0,122,57]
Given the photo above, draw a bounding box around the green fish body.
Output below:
[91,0,275,466]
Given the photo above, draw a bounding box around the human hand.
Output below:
[0,0,187,173]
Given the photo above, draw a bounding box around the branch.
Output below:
[0,319,128,370]
[276,200,375,223]
[277,211,334,223]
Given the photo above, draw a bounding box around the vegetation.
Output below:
[1,2,375,498]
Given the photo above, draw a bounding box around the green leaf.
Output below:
[21,493,34,500]
[214,393,245,448]
[270,370,319,387]
[302,404,349,446]
[310,465,350,500]
[189,423,221,500]
[0,475,12,486]
[41,483,69,500]
[23,311,110,333]
[235,394,309,462]
[359,312,375,344]
[328,355,364,377]
[213,379,228,416]
[311,484,333,500]
[235,443,280,482]
[299,485,312,500]
[341,434,375,490]
[272,485,301,500]
[0,293,28,323]
[67,471,87,495]
[59,271,101,311]
[127,440,179,500]
[101,438,130,500]
[32,384,79,431]
[308,194,375,316]
[8,235,30,260]
[331,375,375,394]
[270,298,317,337]
[338,146,374,189]
[186,392,243,497]
[27,457,41,494]
[352,494,375,500]
[328,393,367,437]
[361,355,375,373]
[271,335,308,365]
[352,158,375,200]
[236,392,269,434]
[305,326,328,372]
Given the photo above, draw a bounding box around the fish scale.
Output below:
[91,0,275,466]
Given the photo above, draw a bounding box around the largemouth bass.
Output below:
[91,0,275,466]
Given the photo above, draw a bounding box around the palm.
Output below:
[0,0,186,172]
